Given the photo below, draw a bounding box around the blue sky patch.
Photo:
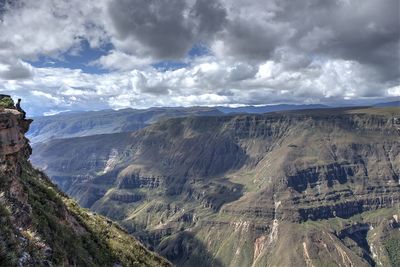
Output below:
[188,43,211,58]
[152,44,211,71]
[152,61,190,71]
[29,40,112,74]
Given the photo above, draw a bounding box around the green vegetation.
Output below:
[385,237,400,267]
[0,96,14,108]
[0,157,169,265]
[21,166,112,266]
[0,203,19,266]
[18,162,169,266]
[0,106,170,266]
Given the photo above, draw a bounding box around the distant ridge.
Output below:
[28,107,223,143]
[28,102,398,144]
[28,104,332,144]
[373,100,400,107]
[217,104,330,114]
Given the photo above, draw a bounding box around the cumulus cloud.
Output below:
[213,0,399,80]
[93,50,153,70]
[0,57,396,116]
[107,0,226,59]
[0,0,108,60]
[0,0,398,115]
[0,59,32,80]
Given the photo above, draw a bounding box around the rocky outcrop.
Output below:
[0,108,31,155]
[110,192,144,203]
[0,101,170,266]
[286,162,357,192]
[188,181,243,211]
[118,173,164,189]
[296,195,400,221]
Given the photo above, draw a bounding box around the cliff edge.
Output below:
[0,96,171,266]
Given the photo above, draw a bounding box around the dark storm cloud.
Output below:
[283,0,400,80]
[0,0,5,19]
[108,0,192,59]
[202,0,397,82]
[108,0,227,59]
[191,0,227,36]
[221,20,292,60]
[0,0,15,21]
[0,60,32,80]
[107,0,398,80]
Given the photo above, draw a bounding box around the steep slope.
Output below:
[0,104,170,266]
[31,107,400,266]
[28,107,223,143]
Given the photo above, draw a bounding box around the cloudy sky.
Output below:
[0,0,399,116]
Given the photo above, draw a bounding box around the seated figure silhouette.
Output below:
[16,99,26,118]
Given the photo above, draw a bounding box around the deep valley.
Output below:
[31,106,400,267]
[2,0,399,266]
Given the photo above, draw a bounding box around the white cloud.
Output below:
[0,0,398,115]
[0,59,33,80]
[0,0,108,60]
[387,85,400,97]
[0,56,396,116]
[31,90,62,104]
[93,50,153,70]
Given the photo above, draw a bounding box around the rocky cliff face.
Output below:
[0,106,170,266]
[31,107,400,266]
[0,108,31,155]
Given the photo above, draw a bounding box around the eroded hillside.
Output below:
[0,99,170,266]
[32,107,400,266]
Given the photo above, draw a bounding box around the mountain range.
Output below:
[27,107,223,144]
[31,105,400,266]
[28,104,331,144]
[27,102,399,145]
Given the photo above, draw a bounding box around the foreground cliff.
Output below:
[32,107,400,266]
[0,102,170,266]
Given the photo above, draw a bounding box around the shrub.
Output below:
[385,237,400,266]
[0,97,14,108]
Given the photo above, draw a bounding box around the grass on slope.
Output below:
[347,107,400,115]
[0,203,19,266]
[20,161,170,266]
[386,237,400,266]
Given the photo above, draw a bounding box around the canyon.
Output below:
[31,106,400,266]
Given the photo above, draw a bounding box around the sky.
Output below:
[0,0,399,116]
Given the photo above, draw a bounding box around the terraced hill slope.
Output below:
[0,102,170,266]
[32,107,400,266]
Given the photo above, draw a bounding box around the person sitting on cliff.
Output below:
[16,98,26,118]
